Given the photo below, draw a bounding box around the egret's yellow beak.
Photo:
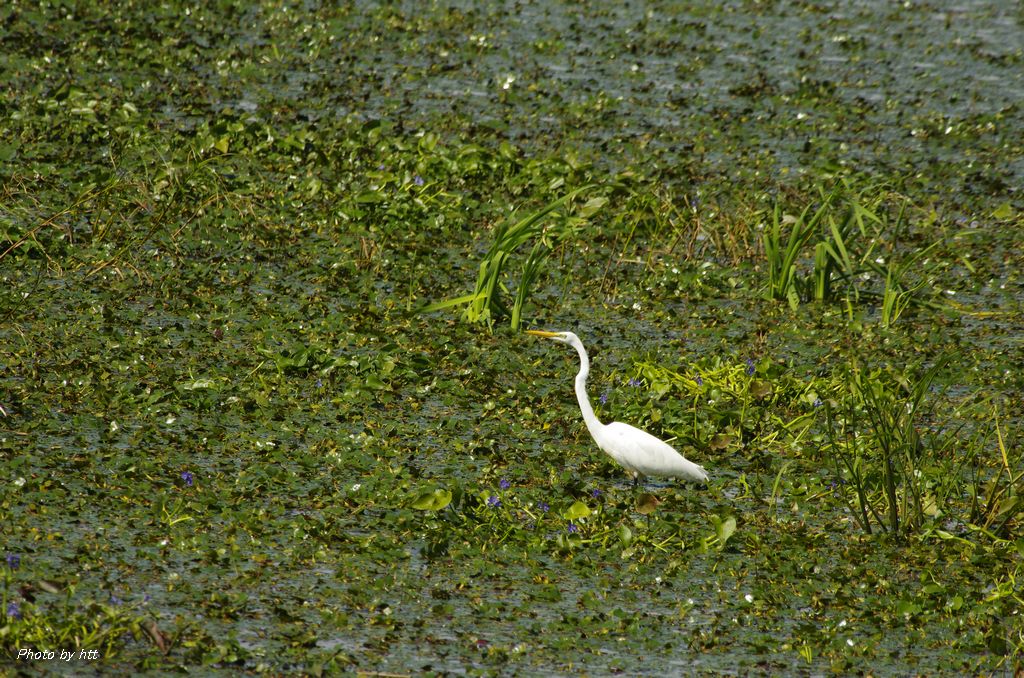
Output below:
[526,330,560,338]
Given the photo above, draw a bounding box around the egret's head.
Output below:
[526,329,577,345]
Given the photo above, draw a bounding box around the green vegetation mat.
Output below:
[2,1,1022,674]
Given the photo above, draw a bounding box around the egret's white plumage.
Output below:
[527,330,708,483]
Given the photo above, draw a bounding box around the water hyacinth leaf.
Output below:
[991,495,1020,524]
[709,434,732,451]
[180,378,216,390]
[364,374,388,390]
[417,132,438,153]
[991,202,1014,220]
[896,600,921,616]
[562,500,591,521]
[618,524,633,547]
[410,488,452,511]
[0,142,19,162]
[578,196,608,218]
[709,515,737,550]
[635,493,660,515]
[354,190,386,203]
[749,380,773,399]
[579,590,604,611]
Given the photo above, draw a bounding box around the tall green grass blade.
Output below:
[511,242,547,331]
[419,293,484,314]
[422,183,599,328]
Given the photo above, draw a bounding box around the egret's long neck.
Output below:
[572,340,604,438]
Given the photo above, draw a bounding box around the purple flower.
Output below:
[413,175,425,186]
[600,390,609,405]
[499,478,511,490]
[487,495,501,508]
[538,501,550,513]
[746,358,755,376]
[567,523,578,534]
[6,602,19,620]
[110,594,122,606]
[181,471,194,487]
[591,488,601,499]
[5,554,19,570]
[695,373,703,386]
[628,377,641,388]
[813,398,823,408]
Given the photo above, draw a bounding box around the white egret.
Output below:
[527,330,709,485]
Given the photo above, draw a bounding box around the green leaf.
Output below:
[411,488,452,511]
[896,599,921,616]
[562,501,592,520]
[709,514,737,550]
[355,190,386,203]
[418,292,483,313]
[786,286,800,312]
[180,378,216,390]
[991,202,1014,220]
[364,374,388,390]
[0,142,19,162]
[578,196,608,218]
[618,524,633,547]
[635,493,660,515]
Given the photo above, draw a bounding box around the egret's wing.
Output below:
[599,422,708,481]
